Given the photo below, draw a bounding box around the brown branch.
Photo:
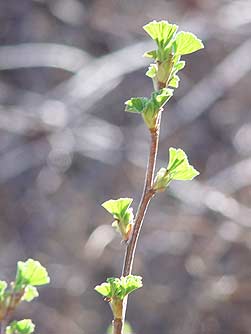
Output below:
[112,110,161,334]
[112,319,123,334]
[122,112,161,277]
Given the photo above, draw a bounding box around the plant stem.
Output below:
[113,111,161,334]
[122,114,161,277]
[112,319,123,334]
[0,320,6,334]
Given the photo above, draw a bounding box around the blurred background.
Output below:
[0,0,251,333]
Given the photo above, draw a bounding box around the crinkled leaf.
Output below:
[146,64,157,78]
[15,259,50,287]
[126,89,173,129]
[169,74,180,88]
[121,275,143,296]
[143,20,178,48]
[22,285,39,302]
[152,88,173,108]
[125,98,148,113]
[95,282,111,298]
[167,148,199,180]
[95,275,143,300]
[174,32,204,55]
[6,320,35,334]
[102,198,133,220]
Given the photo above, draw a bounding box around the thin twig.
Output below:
[122,119,160,277]
[114,111,161,334]
[112,319,123,334]
[0,320,6,334]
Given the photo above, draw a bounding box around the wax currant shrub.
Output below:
[95,20,204,334]
[0,259,50,334]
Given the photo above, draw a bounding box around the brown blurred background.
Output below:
[0,0,251,333]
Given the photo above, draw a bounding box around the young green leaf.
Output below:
[95,282,111,298]
[168,75,180,88]
[146,64,157,79]
[120,275,143,296]
[125,89,173,129]
[15,259,50,288]
[167,147,199,180]
[21,285,39,302]
[154,148,199,191]
[124,98,148,114]
[95,275,143,300]
[102,198,132,221]
[153,167,170,192]
[102,198,134,241]
[143,20,178,49]
[174,32,204,55]
[143,50,157,59]
[6,319,35,334]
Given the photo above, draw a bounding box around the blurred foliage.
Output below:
[0,0,251,334]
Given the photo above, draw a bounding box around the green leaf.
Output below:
[15,259,50,287]
[125,98,148,113]
[153,167,170,192]
[126,89,173,129]
[167,147,199,180]
[102,198,133,220]
[102,198,134,241]
[152,88,173,108]
[143,50,157,59]
[0,280,7,301]
[174,60,186,71]
[22,285,39,302]
[121,275,143,296]
[143,20,178,49]
[154,148,199,191]
[169,74,180,88]
[95,282,111,298]
[95,275,143,300]
[146,64,157,78]
[6,320,35,334]
[174,32,204,55]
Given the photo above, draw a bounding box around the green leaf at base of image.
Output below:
[125,88,173,129]
[95,275,143,300]
[102,198,134,241]
[15,259,50,289]
[154,147,199,191]
[6,319,35,334]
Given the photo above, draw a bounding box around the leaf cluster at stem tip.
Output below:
[124,20,204,130]
[143,20,204,90]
